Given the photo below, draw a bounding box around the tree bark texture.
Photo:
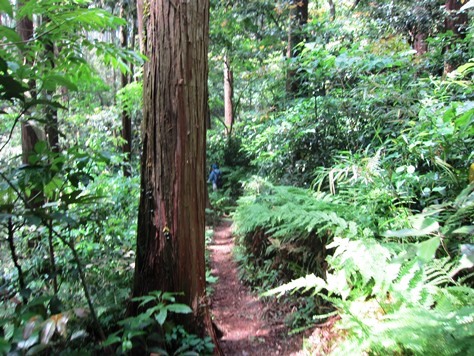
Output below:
[120,4,132,177]
[286,0,308,95]
[445,0,467,37]
[444,0,468,73]
[17,3,40,165]
[132,1,220,350]
[223,54,234,135]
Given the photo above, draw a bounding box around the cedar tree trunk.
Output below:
[131,0,221,351]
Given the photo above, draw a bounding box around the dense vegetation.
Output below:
[1,0,473,355]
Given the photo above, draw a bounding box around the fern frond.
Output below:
[425,257,457,286]
[327,237,399,296]
[261,274,326,298]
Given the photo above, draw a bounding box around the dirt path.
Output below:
[209,219,303,355]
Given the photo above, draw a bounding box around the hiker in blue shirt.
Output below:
[208,163,222,191]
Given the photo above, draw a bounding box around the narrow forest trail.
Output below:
[209,219,304,355]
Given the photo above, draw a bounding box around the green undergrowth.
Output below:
[233,177,357,290]
[233,176,474,354]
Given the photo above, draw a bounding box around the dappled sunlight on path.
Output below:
[209,219,303,355]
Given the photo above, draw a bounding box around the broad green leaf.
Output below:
[25,343,48,355]
[0,73,26,101]
[0,25,20,43]
[384,215,440,238]
[411,215,439,232]
[161,291,178,302]
[25,99,67,111]
[34,141,48,154]
[133,294,155,307]
[0,0,12,17]
[166,303,192,314]
[0,338,9,354]
[416,236,440,263]
[102,332,121,347]
[455,108,474,130]
[453,226,474,235]
[42,74,78,91]
[383,224,439,238]
[44,177,63,198]
[155,308,167,325]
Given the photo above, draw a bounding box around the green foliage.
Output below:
[233,177,359,290]
[0,138,139,352]
[104,291,214,355]
[258,184,474,355]
[0,294,91,355]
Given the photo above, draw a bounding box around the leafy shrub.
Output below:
[103,291,214,355]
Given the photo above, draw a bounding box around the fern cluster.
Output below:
[236,175,474,354]
[233,178,358,288]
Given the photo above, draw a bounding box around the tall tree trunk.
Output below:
[120,4,132,177]
[223,54,234,136]
[286,0,309,96]
[131,0,221,352]
[409,6,430,55]
[136,0,145,54]
[444,0,468,73]
[44,28,59,152]
[17,3,41,165]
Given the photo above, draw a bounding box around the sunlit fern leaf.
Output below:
[327,237,398,296]
[261,274,327,298]
[435,286,474,313]
[425,257,457,286]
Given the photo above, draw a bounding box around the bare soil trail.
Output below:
[209,219,304,355]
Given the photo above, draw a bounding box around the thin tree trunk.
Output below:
[120,4,132,177]
[48,221,58,294]
[17,3,41,165]
[328,0,336,21]
[44,32,59,152]
[223,54,234,136]
[7,218,25,296]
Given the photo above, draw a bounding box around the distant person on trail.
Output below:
[208,163,222,191]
